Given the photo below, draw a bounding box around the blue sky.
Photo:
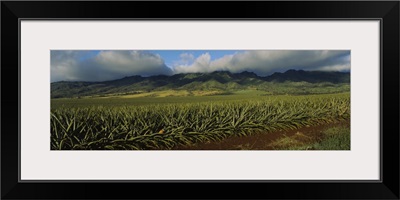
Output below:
[51,50,350,82]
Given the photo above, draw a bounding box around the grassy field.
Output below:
[51,90,270,108]
[51,90,350,150]
[268,123,350,150]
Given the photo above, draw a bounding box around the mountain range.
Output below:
[51,69,350,98]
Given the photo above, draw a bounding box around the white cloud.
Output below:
[50,51,83,82]
[173,50,350,76]
[174,53,212,73]
[179,53,195,64]
[51,50,172,82]
[172,52,196,67]
[317,64,351,71]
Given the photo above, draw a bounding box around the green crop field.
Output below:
[51,91,350,150]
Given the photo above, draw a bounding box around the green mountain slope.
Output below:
[51,69,350,98]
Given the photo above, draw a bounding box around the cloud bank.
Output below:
[51,50,350,82]
[51,50,172,82]
[173,50,350,76]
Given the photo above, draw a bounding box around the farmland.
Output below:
[51,91,350,150]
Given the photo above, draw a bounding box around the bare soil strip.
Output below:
[173,120,350,150]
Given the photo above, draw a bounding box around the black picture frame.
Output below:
[1,1,399,199]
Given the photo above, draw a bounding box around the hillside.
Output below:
[264,69,350,83]
[51,69,350,98]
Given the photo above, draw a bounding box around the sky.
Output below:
[51,50,350,82]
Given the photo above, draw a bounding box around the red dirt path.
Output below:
[173,120,350,150]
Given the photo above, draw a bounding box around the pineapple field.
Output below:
[51,92,350,150]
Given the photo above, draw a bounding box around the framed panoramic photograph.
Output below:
[1,1,399,200]
[50,49,351,151]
